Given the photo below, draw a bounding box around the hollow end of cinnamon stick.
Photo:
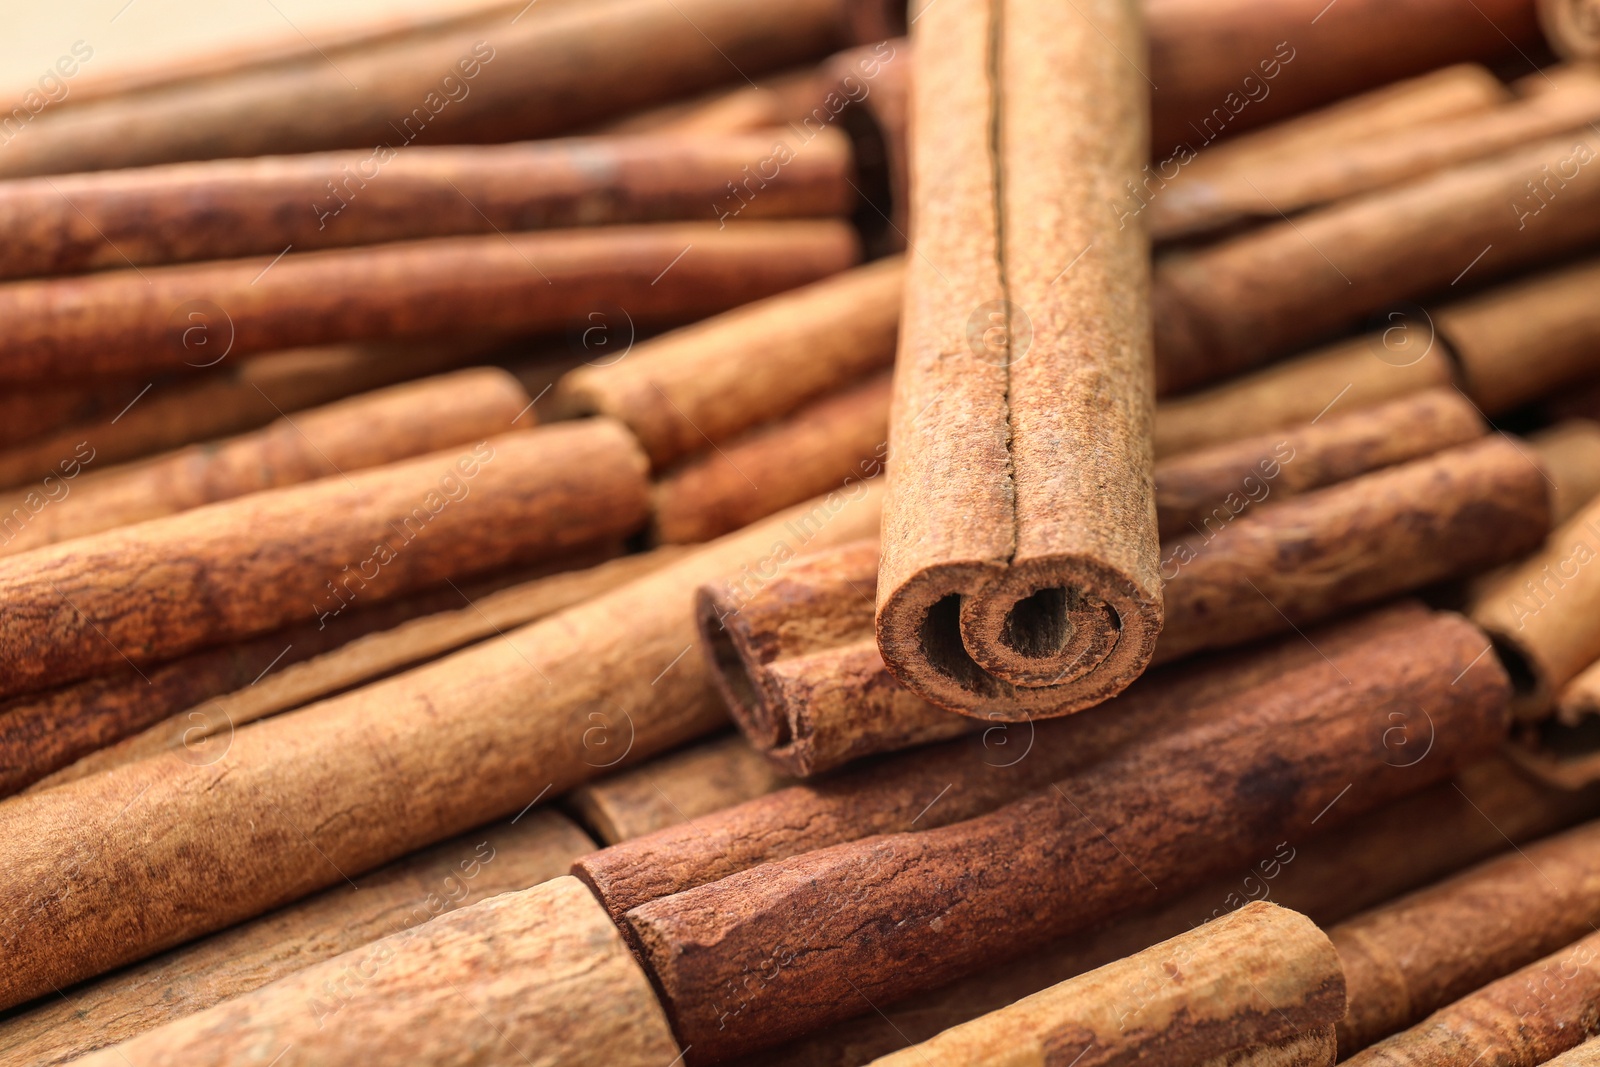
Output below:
[1540,0,1600,60]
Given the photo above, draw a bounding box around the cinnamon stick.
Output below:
[1145,0,1542,153]
[1154,132,1600,394]
[1544,1039,1600,1067]
[0,809,592,1067]
[1208,1030,1338,1067]
[0,221,856,385]
[0,422,650,701]
[24,548,679,794]
[0,133,853,280]
[1540,0,1600,58]
[879,0,1161,721]
[0,484,882,1009]
[621,604,1507,1060]
[653,371,890,544]
[64,876,683,1067]
[0,0,901,179]
[565,733,795,845]
[0,368,529,556]
[866,902,1344,1067]
[1333,816,1600,1055]
[0,337,509,490]
[556,255,900,469]
[1341,928,1600,1067]
[1153,388,1485,538]
[1150,72,1600,240]
[1531,421,1600,523]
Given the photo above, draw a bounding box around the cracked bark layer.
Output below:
[0,0,903,179]
[0,221,858,384]
[865,903,1343,1067]
[0,421,652,702]
[624,604,1507,1061]
[0,486,880,1011]
[877,0,1161,722]
[64,877,681,1067]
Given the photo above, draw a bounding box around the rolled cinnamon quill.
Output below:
[1540,0,1600,58]
[65,877,683,1067]
[0,422,650,701]
[1155,131,1600,394]
[0,220,858,384]
[0,132,853,280]
[653,371,891,544]
[621,604,1507,1060]
[1545,1038,1600,1067]
[1333,816,1600,1055]
[556,255,900,469]
[0,810,591,1066]
[0,484,881,1009]
[1341,927,1600,1067]
[878,0,1161,721]
[0,368,530,556]
[867,902,1344,1067]
[0,0,900,179]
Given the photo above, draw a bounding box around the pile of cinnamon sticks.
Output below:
[5,0,1600,1063]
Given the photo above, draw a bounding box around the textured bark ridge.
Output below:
[1207,1030,1338,1067]
[66,877,682,1067]
[0,221,858,384]
[0,0,903,179]
[0,421,652,701]
[557,256,901,470]
[1342,926,1600,1067]
[735,757,1600,1067]
[0,485,882,1010]
[1154,131,1600,394]
[877,0,1162,722]
[0,132,853,279]
[866,903,1345,1067]
[1333,817,1600,1056]
[0,810,592,1067]
[625,604,1507,1061]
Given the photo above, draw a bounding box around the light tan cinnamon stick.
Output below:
[1155,132,1600,394]
[0,0,901,179]
[556,255,900,469]
[0,422,650,701]
[0,221,857,385]
[28,548,681,793]
[653,371,890,544]
[879,0,1160,721]
[0,484,882,1009]
[565,732,795,845]
[65,877,682,1067]
[0,809,592,1067]
[0,133,853,280]
[867,903,1344,1067]
[0,368,529,556]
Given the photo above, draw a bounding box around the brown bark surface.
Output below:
[0,422,650,700]
[626,605,1507,1061]
[556,255,900,469]
[565,733,795,845]
[879,0,1161,722]
[0,221,858,384]
[0,0,899,178]
[0,368,530,556]
[66,877,683,1067]
[1154,131,1600,394]
[652,371,891,545]
[867,903,1344,1067]
[0,133,852,279]
[1205,1029,1338,1067]
[0,485,882,1010]
[0,810,592,1067]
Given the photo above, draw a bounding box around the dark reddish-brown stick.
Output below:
[0,221,858,384]
[0,0,901,179]
[622,605,1508,1061]
[653,371,891,544]
[0,423,650,701]
[1154,132,1600,394]
[0,133,854,279]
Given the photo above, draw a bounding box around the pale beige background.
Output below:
[1,0,510,100]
